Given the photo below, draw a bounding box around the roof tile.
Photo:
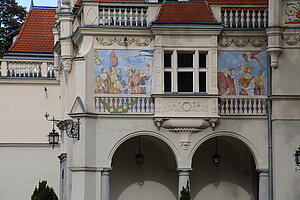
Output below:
[8,8,56,54]
[156,1,217,22]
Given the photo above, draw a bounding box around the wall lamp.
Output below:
[45,113,80,148]
[295,146,300,169]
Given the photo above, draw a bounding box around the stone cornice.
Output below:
[0,78,59,85]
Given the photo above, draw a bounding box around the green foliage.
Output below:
[31,180,58,200]
[180,181,191,200]
[0,0,27,57]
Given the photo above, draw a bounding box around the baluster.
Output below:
[95,97,99,111]
[234,9,238,28]
[118,7,122,26]
[246,9,250,28]
[129,7,133,26]
[241,9,245,28]
[229,99,234,113]
[238,98,243,114]
[263,9,267,27]
[234,99,238,114]
[257,99,262,114]
[253,99,258,114]
[224,99,229,113]
[29,63,33,77]
[252,9,256,28]
[143,7,147,26]
[107,7,111,26]
[124,7,128,26]
[229,9,233,28]
[224,9,228,27]
[258,9,262,28]
[249,98,254,114]
[25,64,29,77]
[113,7,116,26]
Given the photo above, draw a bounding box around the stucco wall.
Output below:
[0,80,60,142]
[0,145,60,200]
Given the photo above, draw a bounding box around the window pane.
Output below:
[199,53,206,68]
[164,72,171,92]
[178,53,193,68]
[178,72,193,92]
[164,52,172,68]
[199,72,206,92]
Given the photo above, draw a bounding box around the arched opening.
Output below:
[110,135,178,200]
[191,136,258,200]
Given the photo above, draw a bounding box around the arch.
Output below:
[189,131,262,170]
[108,130,181,167]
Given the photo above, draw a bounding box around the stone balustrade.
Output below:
[219,96,268,115]
[94,94,154,114]
[0,60,56,78]
[99,6,148,27]
[94,95,268,116]
[221,7,268,29]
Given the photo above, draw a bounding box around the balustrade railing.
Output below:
[95,95,154,114]
[221,7,268,29]
[0,61,56,78]
[99,6,148,27]
[219,97,267,115]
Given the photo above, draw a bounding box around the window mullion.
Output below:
[194,50,199,93]
[173,50,178,92]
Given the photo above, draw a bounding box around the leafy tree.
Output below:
[180,181,191,200]
[0,0,27,57]
[31,180,58,200]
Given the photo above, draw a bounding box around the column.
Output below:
[101,168,111,200]
[178,169,191,199]
[258,170,269,200]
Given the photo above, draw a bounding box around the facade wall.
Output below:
[0,145,60,200]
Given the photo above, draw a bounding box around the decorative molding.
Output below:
[218,38,267,48]
[282,36,300,45]
[96,37,153,47]
[163,100,209,113]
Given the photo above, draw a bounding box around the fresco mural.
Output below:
[94,50,154,94]
[218,51,268,96]
[284,1,300,24]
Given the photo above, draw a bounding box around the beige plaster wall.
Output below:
[0,145,60,200]
[273,49,300,95]
[0,80,60,143]
[273,121,300,200]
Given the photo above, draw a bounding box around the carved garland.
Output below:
[96,38,153,46]
[282,36,300,46]
[99,98,139,113]
[218,38,267,48]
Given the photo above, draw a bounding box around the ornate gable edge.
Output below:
[69,96,87,114]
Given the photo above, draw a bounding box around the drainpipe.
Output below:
[267,56,273,200]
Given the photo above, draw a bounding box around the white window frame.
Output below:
[163,49,208,93]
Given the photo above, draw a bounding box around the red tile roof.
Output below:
[9,8,56,54]
[209,0,267,3]
[156,2,217,22]
[75,0,144,6]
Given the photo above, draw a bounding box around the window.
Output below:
[164,50,207,93]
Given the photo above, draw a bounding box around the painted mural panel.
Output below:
[94,50,154,94]
[218,51,268,96]
[284,1,300,24]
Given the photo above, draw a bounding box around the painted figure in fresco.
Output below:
[239,66,254,95]
[217,67,236,95]
[109,67,122,94]
[129,64,150,94]
[254,70,266,95]
[99,68,109,93]
[229,68,241,95]
[116,69,127,94]
[94,76,101,93]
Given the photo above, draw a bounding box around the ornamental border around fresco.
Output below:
[96,37,153,47]
[218,38,267,48]
[282,35,300,45]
